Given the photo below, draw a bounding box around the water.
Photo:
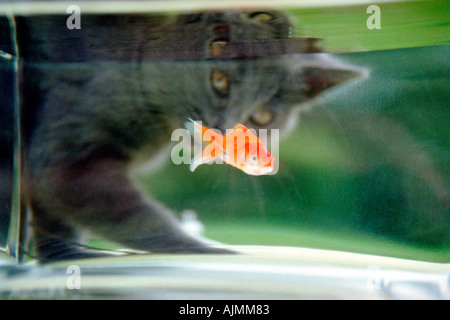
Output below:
[140,44,449,260]
[0,0,448,299]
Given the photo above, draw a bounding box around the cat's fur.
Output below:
[12,12,363,261]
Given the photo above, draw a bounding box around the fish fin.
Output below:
[190,152,221,172]
[190,154,204,172]
[184,121,194,135]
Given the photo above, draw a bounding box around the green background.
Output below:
[288,0,449,52]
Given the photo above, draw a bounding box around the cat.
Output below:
[9,11,364,262]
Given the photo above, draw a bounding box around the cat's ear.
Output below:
[281,55,367,104]
[302,65,365,98]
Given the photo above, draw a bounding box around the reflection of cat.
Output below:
[16,12,362,261]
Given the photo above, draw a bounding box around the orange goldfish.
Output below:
[185,119,275,176]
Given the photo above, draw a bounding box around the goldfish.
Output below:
[185,118,275,175]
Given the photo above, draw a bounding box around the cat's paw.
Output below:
[34,240,119,264]
[124,231,236,255]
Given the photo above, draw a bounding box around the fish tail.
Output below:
[187,118,210,131]
[189,154,204,172]
[185,118,224,172]
[185,119,206,172]
[184,118,199,135]
[184,118,205,144]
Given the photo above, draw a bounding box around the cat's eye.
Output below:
[210,38,229,58]
[210,70,230,97]
[250,108,274,126]
[209,23,230,58]
[248,12,275,23]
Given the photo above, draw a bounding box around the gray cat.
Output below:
[13,12,362,261]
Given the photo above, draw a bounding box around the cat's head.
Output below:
[205,54,365,137]
[149,53,365,138]
[146,11,366,137]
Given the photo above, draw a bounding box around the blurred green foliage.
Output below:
[288,0,450,52]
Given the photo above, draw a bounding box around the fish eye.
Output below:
[210,70,230,97]
[251,155,258,163]
[249,108,274,126]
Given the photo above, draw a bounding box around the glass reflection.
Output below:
[0,10,447,264]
